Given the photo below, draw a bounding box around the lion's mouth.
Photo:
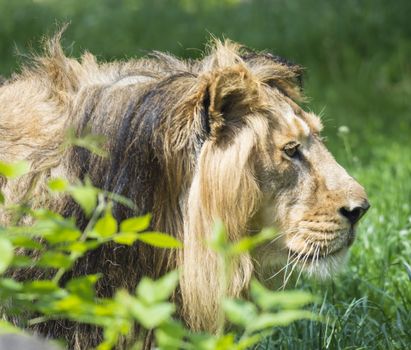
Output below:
[288,245,346,263]
[288,227,355,263]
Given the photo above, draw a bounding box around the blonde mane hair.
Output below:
[0,33,303,348]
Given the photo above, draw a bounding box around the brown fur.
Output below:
[0,34,368,349]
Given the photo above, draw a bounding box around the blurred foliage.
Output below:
[0,161,315,349]
[1,0,410,71]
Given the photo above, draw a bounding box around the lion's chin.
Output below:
[300,247,349,280]
[283,227,355,281]
[260,245,349,286]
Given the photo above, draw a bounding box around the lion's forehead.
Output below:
[277,104,311,142]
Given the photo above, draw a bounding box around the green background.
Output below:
[1,0,410,348]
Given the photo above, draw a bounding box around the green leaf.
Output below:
[69,182,98,217]
[136,232,182,248]
[120,214,151,233]
[23,280,61,294]
[112,232,139,245]
[48,177,69,192]
[9,236,42,250]
[0,191,4,204]
[0,320,23,334]
[249,310,316,332]
[94,210,117,238]
[11,255,33,268]
[99,317,131,350]
[0,237,14,274]
[130,300,175,329]
[58,240,101,254]
[32,208,64,221]
[38,252,73,269]
[250,280,316,310]
[0,160,30,179]
[105,191,136,210]
[208,219,228,253]
[0,278,23,292]
[115,290,175,329]
[33,217,81,244]
[66,274,101,300]
[230,228,276,255]
[155,320,187,350]
[53,294,84,312]
[229,237,256,255]
[67,130,108,158]
[137,271,179,305]
[222,299,258,327]
[215,334,236,350]
[188,333,218,350]
[46,228,81,244]
[91,300,120,318]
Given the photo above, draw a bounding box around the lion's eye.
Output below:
[283,142,301,158]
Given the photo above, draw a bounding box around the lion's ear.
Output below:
[203,65,260,139]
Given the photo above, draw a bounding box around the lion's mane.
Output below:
[0,33,302,348]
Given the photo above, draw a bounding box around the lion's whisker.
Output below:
[281,242,309,289]
[294,243,316,287]
[265,253,300,281]
[267,231,287,246]
[282,245,293,287]
[314,242,321,266]
[294,255,308,287]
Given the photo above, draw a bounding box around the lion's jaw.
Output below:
[251,98,369,283]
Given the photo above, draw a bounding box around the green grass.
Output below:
[1,0,411,348]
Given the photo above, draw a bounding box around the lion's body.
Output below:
[0,35,368,349]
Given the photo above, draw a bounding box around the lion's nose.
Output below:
[339,200,370,225]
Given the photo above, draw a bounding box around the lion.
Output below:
[0,33,369,349]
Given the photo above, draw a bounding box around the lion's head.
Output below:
[250,98,369,280]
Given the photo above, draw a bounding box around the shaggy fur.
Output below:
[0,33,368,349]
